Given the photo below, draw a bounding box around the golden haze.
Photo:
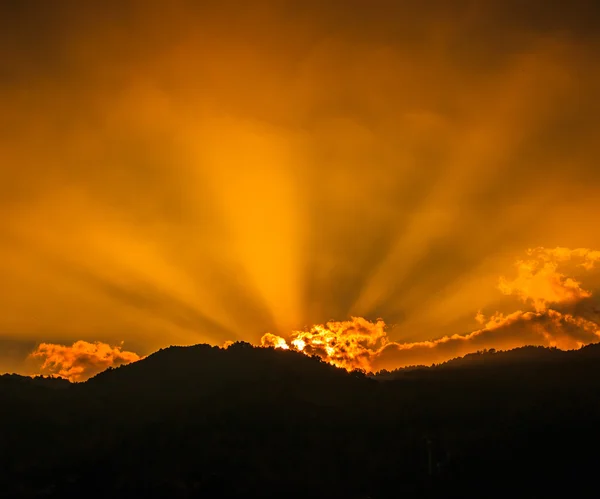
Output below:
[32,247,600,379]
[1,1,600,378]
[256,247,600,372]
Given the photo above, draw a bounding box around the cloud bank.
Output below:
[259,247,600,371]
[498,247,598,312]
[22,247,600,378]
[30,341,141,382]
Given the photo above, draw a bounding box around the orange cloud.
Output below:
[373,309,600,370]
[260,332,290,350]
[260,319,372,371]
[260,248,600,372]
[28,247,597,379]
[530,247,600,270]
[260,317,388,371]
[290,317,388,371]
[30,341,141,382]
[261,310,600,372]
[498,247,597,311]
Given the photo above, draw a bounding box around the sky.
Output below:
[1,0,600,380]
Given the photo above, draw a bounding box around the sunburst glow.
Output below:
[1,2,600,378]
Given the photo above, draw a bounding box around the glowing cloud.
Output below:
[260,333,290,350]
[30,341,142,382]
[261,310,600,372]
[25,247,600,379]
[2,1,600,377]
[290,317,387,370]
[530,247,600,271]
[498,247,596,311]
[374,309,600,369]
[259,247,600,372]
[260,317,388,370]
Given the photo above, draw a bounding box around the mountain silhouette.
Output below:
[376,343,600,379]
[2,342,600,498]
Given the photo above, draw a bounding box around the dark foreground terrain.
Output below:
[2,343,600,498]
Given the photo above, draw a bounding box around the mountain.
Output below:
[2,342,600,498]
[376,342,600,378]
[0,373,71,390]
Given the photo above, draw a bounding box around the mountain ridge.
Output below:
[2,341,600,498]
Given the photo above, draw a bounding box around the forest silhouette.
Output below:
[2,342,600,498]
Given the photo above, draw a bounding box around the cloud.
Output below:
[260,247,600,371]
[260,332,290,350]
[529,247,600,270]
[498,261,591,312]
[23,247,600,377]
[373,309,600,370]
[498,246,598,311]
[285,317,389,371]
[259,317,388,371]
[261,309,600,372]
[30,341,142,382]
[2,2,600,370]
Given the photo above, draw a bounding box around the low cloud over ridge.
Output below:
[30,341,141,382]
[27,247,600,379]
[259,247,600,371]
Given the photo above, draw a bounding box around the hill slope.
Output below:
[2,342,600,498]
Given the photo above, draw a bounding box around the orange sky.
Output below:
[1,1,600,378]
